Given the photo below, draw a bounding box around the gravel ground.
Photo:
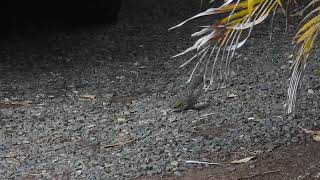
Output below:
[0,0,320,179]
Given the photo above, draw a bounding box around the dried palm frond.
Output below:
[170,0,284,90]
[288,0,319,113]
[170,0,319,114]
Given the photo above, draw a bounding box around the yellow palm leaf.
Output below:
[296,25,317,44]
[296,15,320,35]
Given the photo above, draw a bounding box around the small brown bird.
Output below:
[173,72,209,112]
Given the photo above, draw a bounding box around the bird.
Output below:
[173,72,209,112]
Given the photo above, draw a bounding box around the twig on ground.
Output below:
[79,94,96,101]
[100,139,136,149]
[185,160,224,166]
[237,170,281,180]
[0,100,33,108]
[273,116,283,120]
[198,111,226,119]
[186,156,256,166]
[198,112,217,119]
[27,172,50,176]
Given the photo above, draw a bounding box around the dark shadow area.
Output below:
[0,0,122,37]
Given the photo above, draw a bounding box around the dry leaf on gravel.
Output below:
[302,128,320,142]
[230,156,256,164]
[313,136,320,142]
[79,94,96,101]
[10,100,32,105]
[0,100,32,109]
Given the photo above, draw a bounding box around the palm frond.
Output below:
[288,2,320,113]
[170,0,319,114]
[170,0,282,89]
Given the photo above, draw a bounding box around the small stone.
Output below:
[76,170,82,176]
[116,76,125,80]
[171,161,178,166]
[117,117,127,123]
[168,117,176,122]
[124,111,130,116]
[280,65,287,69]
[227,93,237,98]
[308,89,315,94]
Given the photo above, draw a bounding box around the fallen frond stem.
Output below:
[185,160,224,165]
